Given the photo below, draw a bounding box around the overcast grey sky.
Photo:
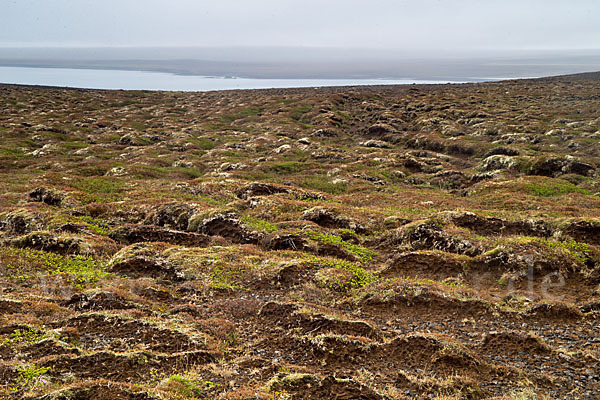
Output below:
[1,0,599,51]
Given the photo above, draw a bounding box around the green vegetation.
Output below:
[242,215,278,233]
[221,106,264,123]
[271,161,306,174]
[289,104,313,121]
[189,137,219,150]
[70,176,126,202]
[49,214,109,235]
[509,387,548,400]
[130,165,204,180]
[61,141,89,151]
[220,150,242,158]
[307,232,378,262]
[10,364,51,392]
[2,329,42,345]
[1,247,108,288]
[0,147,29,160]
[127,121,147,131]
[311,257,378,289]
[507,236,595,265]
[526,181,588,197]
[209,266,245,290]
[301,175,348,194]
[162,374,221,397]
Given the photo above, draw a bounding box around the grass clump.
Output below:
[2,329,42,345]
[505,236,596,266]
[159,373,221,398]
[509,387,549,400]
[0,247,108,288]
[271,161,306,174]
[48,214,109,236]
[0,147,30,160]
[242,215,278,233]
[542,237,595,265]
[309,256,378,289]
[526,181,588,197]
[210,266,246,291]
[308,232,378,263]
[70,176,126,202]
[130,165,204,180]
[189,137,219,150]
[221,106,264,124]
[301,176,348,194]
[127,121,147,131]
[10,364,51,392]
[289,104,313,121]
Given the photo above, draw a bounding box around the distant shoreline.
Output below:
[0,62,234,80]
[0,65,471,91]
[2,62,598,93]
[0,60,471,81]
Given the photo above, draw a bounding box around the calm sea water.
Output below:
[0,66,464,91]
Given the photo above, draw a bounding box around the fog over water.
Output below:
[2,1,599,50]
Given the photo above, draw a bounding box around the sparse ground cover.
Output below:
[1,73,600,399]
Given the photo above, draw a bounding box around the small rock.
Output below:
[172,160,194,168]
[105,166,127,176]
[273,144,291,154]
[480,155,517,171]
[311,128,338,137]
[359,139,391,149]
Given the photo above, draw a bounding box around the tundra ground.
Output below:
[1,73,600,399]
